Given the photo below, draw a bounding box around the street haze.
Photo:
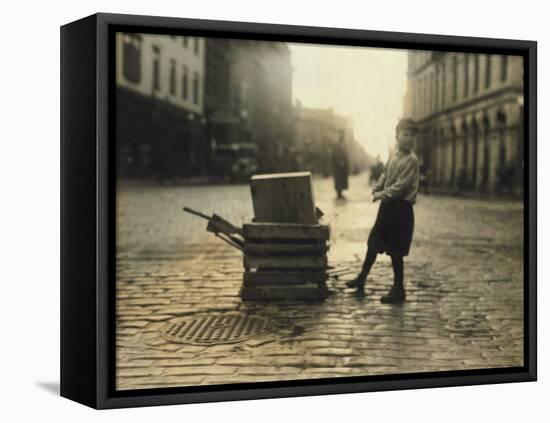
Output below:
[289,43,408,161]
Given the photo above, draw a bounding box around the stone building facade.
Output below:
[402,51,524,194]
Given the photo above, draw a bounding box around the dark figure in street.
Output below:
[346,118,420,304]
[332,131,349,199]
[369,155,384,186]
[419,155,430,195]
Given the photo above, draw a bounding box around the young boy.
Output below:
[346,118,420,304]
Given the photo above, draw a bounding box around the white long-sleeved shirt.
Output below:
[374,150,419,204]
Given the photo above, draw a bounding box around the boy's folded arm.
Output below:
[373,173,386,192]
[381,159,418,200]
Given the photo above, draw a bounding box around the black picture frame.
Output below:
[60,12,537,409]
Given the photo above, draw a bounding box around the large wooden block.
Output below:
[243,222,330,240]
[250,172,317,223]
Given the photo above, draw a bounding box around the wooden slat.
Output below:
[241,283,328,301]
[244,242,327,255]
[243,223,330,240]
[244,255,327,269]
[243,271,327,286]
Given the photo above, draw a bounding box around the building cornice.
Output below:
[416,83,523,126]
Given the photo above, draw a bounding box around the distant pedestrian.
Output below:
[332,131,349,199]
[346,118,420,304]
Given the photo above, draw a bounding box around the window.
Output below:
[169,59,176,95]
[152,45,160,92]
[182,66,188,100]
[194,38,200,55]
[500,56,508,82]
[432,70,439,112]
[434,69,439,112]
[416,79,420,117]
[418,78,423,116]
[417,80,421,118]
[426,74,431,114]
[241,82,249,110]
[423,77,428,116]
[452,55,458,102]
[193,72,200,105]
[441,63,446,107]
[122,34,142,83]
[423,76,428,115]
[485,54,491,89]
[431,72,435,113]
[473,54,480,93]
[464,54,469,98]
[182,37,188,47]
[413,79,419,119]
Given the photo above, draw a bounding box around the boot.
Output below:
[383,255,405,303]
[380,284,406,304]
[347,249,377,293]
[346,273,366,292]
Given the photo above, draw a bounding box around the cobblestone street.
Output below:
[116,174,524,390]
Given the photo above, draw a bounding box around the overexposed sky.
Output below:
[289,43,408,161]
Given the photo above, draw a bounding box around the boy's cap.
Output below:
[396,118,419,133]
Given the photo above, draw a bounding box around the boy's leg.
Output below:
[346,248,377,290]
[381,255,406,303]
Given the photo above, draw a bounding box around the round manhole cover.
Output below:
[160,312,274,345]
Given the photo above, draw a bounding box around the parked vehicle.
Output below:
[211,143,258,182]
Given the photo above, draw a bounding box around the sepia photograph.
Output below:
[114,31,525,391]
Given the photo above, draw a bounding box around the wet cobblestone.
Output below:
[116,175,524,390]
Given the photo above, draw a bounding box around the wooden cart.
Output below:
[185,172,330,301]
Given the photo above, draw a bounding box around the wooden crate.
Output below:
[243,222,329,240]
[240,222,330,301]
[249,172,317,224]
